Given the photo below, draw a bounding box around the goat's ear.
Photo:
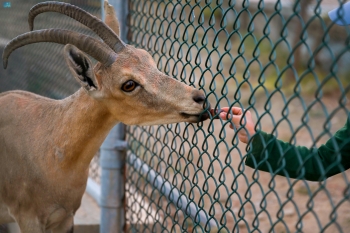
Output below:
[64,44,99,92]
[104,0,120,36]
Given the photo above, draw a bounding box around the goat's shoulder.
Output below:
[0,90,53,102]
[0,91,56,110]
[0,91,56,121]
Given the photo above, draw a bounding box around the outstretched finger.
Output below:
[219,107,230,113]
[220,107,243,115]
[231,107,244,115]
[219,112,231,120]
[217,111,234,129]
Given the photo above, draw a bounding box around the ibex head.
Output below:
[3,1,210,125]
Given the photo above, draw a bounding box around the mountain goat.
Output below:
[0,1,210,232]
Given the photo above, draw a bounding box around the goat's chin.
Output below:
[125,112,210,126]
[180,112,210,123]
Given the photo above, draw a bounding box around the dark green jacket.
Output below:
[245,117,350,181]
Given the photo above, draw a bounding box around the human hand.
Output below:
[217,107,256,143]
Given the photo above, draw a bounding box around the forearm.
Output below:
[245,131,348,181]
[218,107,350,180]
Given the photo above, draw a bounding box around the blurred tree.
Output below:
[290,0,313,79]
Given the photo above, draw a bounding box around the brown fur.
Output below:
[0,1,208,232]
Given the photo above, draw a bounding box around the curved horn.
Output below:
[28,1,126,53]
[3,29,118,69]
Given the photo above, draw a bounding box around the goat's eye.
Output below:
[121,80,138,92]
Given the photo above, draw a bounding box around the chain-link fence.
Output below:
[2,0,350,232]
[125,0,350,232]
[0,0,101,184]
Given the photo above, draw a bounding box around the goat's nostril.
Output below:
[193,94,205,105]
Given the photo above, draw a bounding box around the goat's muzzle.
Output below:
[197,100,211,122]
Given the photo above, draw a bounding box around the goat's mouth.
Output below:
[180,112,210,122]
[180,102,211,122]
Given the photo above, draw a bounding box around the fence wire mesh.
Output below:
[2,0,350,232]
[125,0,350,232]
[0,0,101,183]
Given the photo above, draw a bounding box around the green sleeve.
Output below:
[245,118,350,181]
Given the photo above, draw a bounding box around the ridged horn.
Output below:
[28,1,126,53]
[3,29,118,69]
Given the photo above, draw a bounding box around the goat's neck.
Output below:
[53,89,117,171]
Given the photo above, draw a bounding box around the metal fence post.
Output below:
[100,1,128,232]
[100,124,127,233]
